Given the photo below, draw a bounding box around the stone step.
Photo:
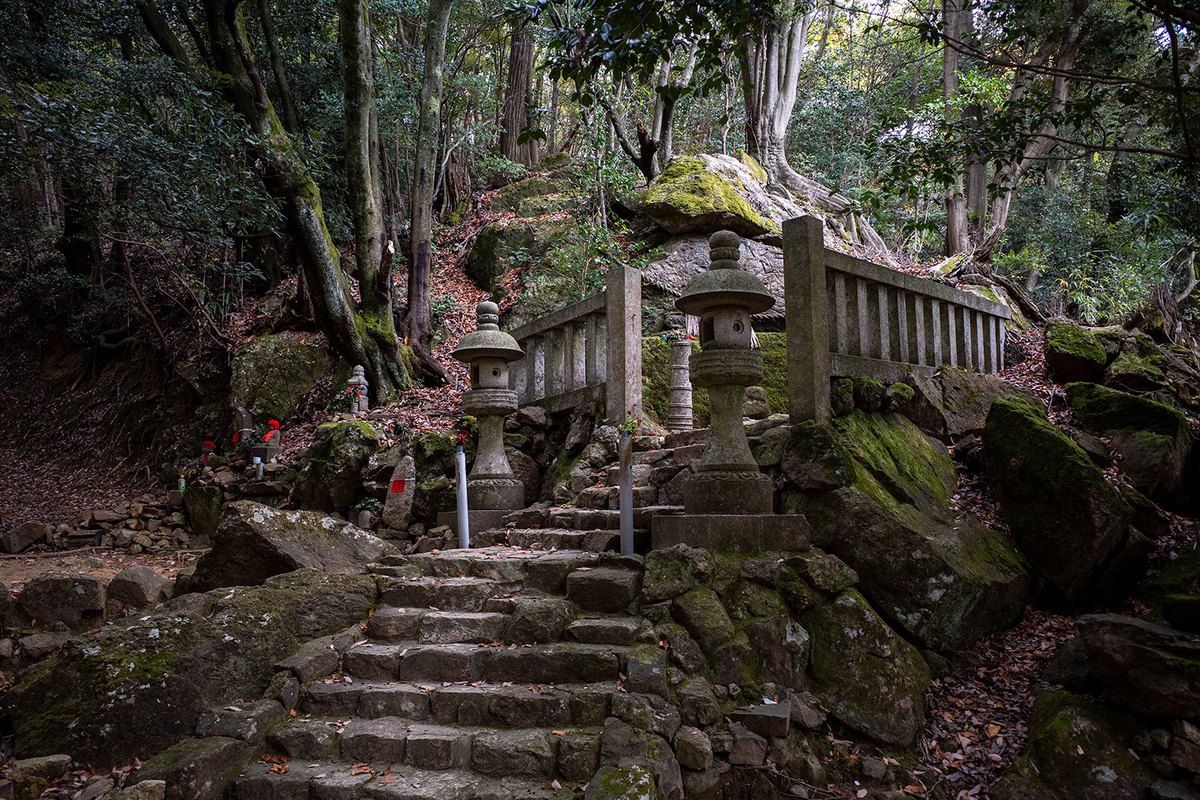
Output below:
[632,434,664,452]
[340,641,625,685]
[299,681,617,729]
[603,463,654,487]
[663,428,708,449]
[574,485,660,510]
[632,448,674,467]
[544,505,684,533]
[234,759,582,799]
[418,611,510,644]
[379,576,517,613]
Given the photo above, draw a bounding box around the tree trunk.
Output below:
[257,0,301,133]
[942,0,970,255]
[341,0,407,402]
[137,0,409,397]
[499,14,534,165]
[404,0,454,384]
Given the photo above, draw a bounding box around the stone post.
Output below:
[667,338,694,432]
[348,365,370,413]
[437,302,526,540]
[783,215,830,422]
[605,266,642,424]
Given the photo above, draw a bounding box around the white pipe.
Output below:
[456,445,470,549]
[619,431,633,555]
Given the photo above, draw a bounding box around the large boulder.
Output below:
[291,420,380,513]
[643,234,786,312]
[643,155,796,237]
[3,570,378,769]
[229,332,332,422]
[1140,546,1200,633]
[465,217,574,292]
[1066,382,1194,497]
[992,692,1154,800]
[983,399,1135,603]
[108,566,173,611]
[1077,613,1200,719]
[783,412,1029,652]
[185,501,395,592]
[1104,330,1170,392]
[1043,321,1109,382]
[16,576,106,629]
[904,367,1044,443]
[492,175,564,214]
[801,588,930,747]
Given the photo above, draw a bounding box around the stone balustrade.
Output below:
[784,215,1012,421]
[508,266,642,424]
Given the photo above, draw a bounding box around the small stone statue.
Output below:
[348,365,369,414]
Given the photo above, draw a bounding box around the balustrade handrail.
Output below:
[507,266,642,422]
[784,214,1011,422]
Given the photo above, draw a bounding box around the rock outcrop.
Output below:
[185,501,395,591]
[4,570,378,769]
[291,420,380,513]
[984,398,1139,602]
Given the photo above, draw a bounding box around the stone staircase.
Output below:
[232,546,669,799]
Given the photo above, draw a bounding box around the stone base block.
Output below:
[683,471,773,515]
[652,514,809,553]
[467,478,524,510]
[437,509,512,543]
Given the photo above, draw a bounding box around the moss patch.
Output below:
[229,333,332,422]
[1066,382,1187,437]
[644,157,774,236]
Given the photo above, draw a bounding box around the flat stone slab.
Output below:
[652,514,809,553]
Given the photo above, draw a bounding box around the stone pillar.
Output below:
[667,339,694,432]
[348,365,369,413]
[605,266,642,424]
[783,215,830,422]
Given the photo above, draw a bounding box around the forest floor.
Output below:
[0,198,1196,800]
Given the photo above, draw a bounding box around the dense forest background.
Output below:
[0,0,1196,402]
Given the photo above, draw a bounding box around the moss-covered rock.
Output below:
[802,588,930,747]
[644,156,775,236]
[3,570,377,769]
[784,412,1029,652]
[904,367,1044,442]
[1104,331,1169,391]
[291,421,381,513]
[1066,382,1194,496]
[492,175,561,213]
[991,692,1153,800]
[465,217,574,292]
[132,736,250,800]
[983,399,1133,603]
[1044,321,1108,383]
[229,333,332,422]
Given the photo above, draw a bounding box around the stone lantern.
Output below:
[437,302,526,535]
[652,231,809,552]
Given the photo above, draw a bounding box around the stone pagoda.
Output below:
[652,231,809,552]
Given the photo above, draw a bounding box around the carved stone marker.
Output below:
[667,338,694,432]
[348,365,369,414]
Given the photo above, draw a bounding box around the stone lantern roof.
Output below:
[452,302,524,363]
[675,231,776,316]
